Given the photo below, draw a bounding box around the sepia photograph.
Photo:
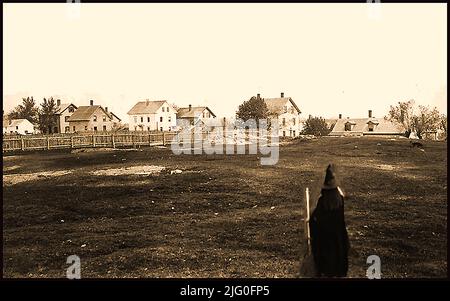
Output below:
[2,0,447,286]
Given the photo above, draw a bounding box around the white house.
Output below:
[127,100,177,132]
[3,119,35,135]
[261,92,302,137]
[176,105,216,129]
[56,99,78,133]
[329,110,406,136]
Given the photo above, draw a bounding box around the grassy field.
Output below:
[2,137,447,278]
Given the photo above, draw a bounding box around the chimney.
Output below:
[189,104,192,111]
[368,110,372,118]
[257,93,260,99]
[57,99,61,106]
[90,99,94,106]
[146,99,150,106]
[281,92,284,98]
[338,114,342,119]
[105,107,108,112]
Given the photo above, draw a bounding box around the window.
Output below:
[147,127,150,131]
[73,126,76,132]
[65,126,70,132]
[141,116,144,123]
[69,107,74,113]
[167,107,169,112]
[162,107,165,112]
[103,116,107,122]
[284,106,288,113]
[65,116,70,122]
[368,127,374,132]
[160,127,163,131]
[16,126,18,130]
[168,116,171,122]
[293,118,296,125]
[85,126,88,131]
[283,131,286,137]
[54,126,58,133]
[282,118,286,126]
[147,117,150,122]
[160,117,163,122]
[103,125,107,131]
[134,116,137,123]
[345,123,352,131]
[293,130,296,136]
[94,126,98,131]
[203,112,205,118]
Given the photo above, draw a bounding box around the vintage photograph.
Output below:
[2,2,447,279]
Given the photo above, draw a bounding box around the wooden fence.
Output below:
[2,132,179,152]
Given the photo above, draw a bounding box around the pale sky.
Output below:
[3,3,447,121]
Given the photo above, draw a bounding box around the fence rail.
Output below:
[2,132,179,152]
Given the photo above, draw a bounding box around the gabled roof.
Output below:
[57,103,78,115]
[107,111,122,122]
[262,97,301,115]
[67,105,111,122]
[6,119,33,127]
[330,117,405,135]
[177,106,216,118]
[127,100,168,115]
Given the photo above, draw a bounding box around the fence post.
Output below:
[132,134,135,148]
[21,138,24,151]
[305,187,311,253]
[71,136,74,148]
[47,137,50,150]
[162,132,166,146]
[112,134,115,149]
[92,134,95,147]
[149,134,152,146]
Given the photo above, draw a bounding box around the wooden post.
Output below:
[112,134,115,148]
[305,187,311,253]
[21,138,24,151]
[132,134,135,148]
[47,137,50,150]
[92,134,96,147]
[71,136,74,148]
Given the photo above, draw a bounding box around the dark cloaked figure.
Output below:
[309,164,350,277]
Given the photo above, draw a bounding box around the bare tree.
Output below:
[440,114,447,139]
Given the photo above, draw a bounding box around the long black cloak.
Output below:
[309,187,350,277]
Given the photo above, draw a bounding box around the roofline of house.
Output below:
[126,100,169,115]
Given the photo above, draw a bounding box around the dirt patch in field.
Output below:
[90,165,165,176]
[3,170,73,186]
[3,165,21,172]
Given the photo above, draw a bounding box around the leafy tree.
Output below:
[38,97,59,133]
[301,115,331,136]
[410,105,441,139]
[8,96,39,124]
[236,96,269,127]
[388,100,442,139]
[387,99,415,136]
